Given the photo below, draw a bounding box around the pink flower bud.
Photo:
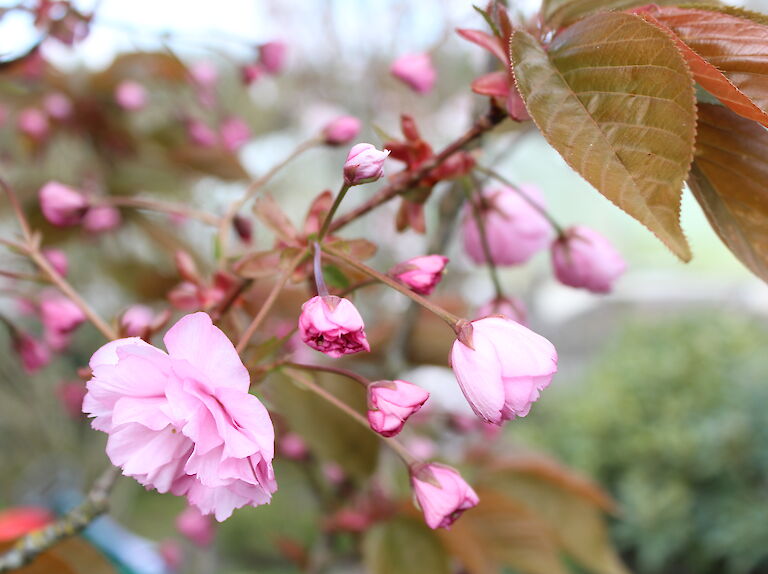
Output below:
[158,540,183,572]
[43,93,73,120]
[551,226,626,294]
[367,380,429,437]
[83,205,122,233]
[39,182,89,227]
[120,305,155,337]
[241,64,264,85]
[259,41,287,75]
[462,185,553,266]
[322,462,345,485]
[390,53,437,94]
[115,81,148,111]
[187,119,218,148]
[280,432,309,460]
[475,296,527,326]
[343,143,389,186]
[298,295,370,358]
[411,463,479,529]
[322,116,361,146]
[176,506,215,547]
[42,248,68,277]
[450,317,557,425]
[220,117,251,151]
[12,332,50,373]
[56,380,86,419]
[389,255,448,296]
[18,108,49,140]
[189,61,219,88]
[40,292,86,351]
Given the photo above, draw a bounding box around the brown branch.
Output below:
[0,466,119,572]
[328,105,506,233]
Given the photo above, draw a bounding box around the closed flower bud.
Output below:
[475,296,527,326]
[176,506,215,547]
[259,41,287,75]
[220,117,251,152]
[322,116,361,145]
[389,255,448,296]
[367,380,429,437]
[298,296,370,358]
[115,81,148,111]
[411,463,478,529]
[120,304,155,337]
[450,317,557,425]
[18,108,49,140]
[39,181,89,227]
[343,143,389,186]
[43,93,73,120]
[42,248,68,277]
[551,226,626,294]
[462,185,553,266]
[12,331,51,373]
[83,205,122,233]
[390,53,437,94]
[40,292,86,351]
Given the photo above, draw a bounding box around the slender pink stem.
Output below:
[282,361,370,387]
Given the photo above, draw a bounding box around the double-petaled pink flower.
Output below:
[551,226,626,294]
[389,255,448,296]
[390,53,437,94]
[298,296,370,358]
[367,380,429,437]
[411,463,479,529]
[450,317,557,425]
[462,184,553,266]
[82,312,277,521]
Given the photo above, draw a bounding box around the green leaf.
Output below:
[540,0,718,29]
[322,264,351,290]
[511,12,696,260]
[363,517,450,574]
[688,103,768,282]
[643,6,768,126]
[264,371,380,480]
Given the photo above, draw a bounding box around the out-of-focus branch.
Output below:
[328,105,506,233]
[107,196,222,226]
[0,466,119,572]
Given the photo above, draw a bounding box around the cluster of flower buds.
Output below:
[39,181,122,233]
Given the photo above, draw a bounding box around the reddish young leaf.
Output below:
[456,28,507,63]
[688,104,768,283]
[511,12,696,260]
[253,193,298,243]
[642,6,768,126]
[471,71,509,98]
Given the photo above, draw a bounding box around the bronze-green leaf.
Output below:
[511,13,696,260]
[540,0,717,29]
[688,103,768,282]
[363,517,450,574]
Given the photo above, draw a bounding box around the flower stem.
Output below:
[474,164,566,237]
[322,244,461,327]
[282,367,416,465]
[235,249,309,353]
[312,243,329,297]
[317,183,350,242]
[282,361,370,387]
[463,176,505,300]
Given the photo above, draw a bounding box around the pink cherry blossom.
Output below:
[390,53,437,94]
[120,305,155,337]
[17,108,49,140]
[83,205,122,233]
[82,312,277,521]
[280,432,309,460]
[219,117,251,152]
[551,226,626,294]
[259,41,287,75]
[115,81,148,111]
[367,380,429,437]
[462,184,553,266]
[411,463,478,529]
[298,296,370,358]
[12,331,51,373]
[176,506,215,547]
[40,292,86,351]
[42,248,68,277]
[389,255,448,296]
[475,296,527,326]
[322,116,361,145]
[343,143,389,186]
[43,93,73,120]
[39,182,89,227]
[450,317,557,425]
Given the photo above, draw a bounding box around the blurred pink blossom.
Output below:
[280,432,309,460]
[39,182,89,227]
[389,255,448,296]
[42,248,68,277]
[176,506,215,547]
[56,380,86,419]
[475,296,527,326]
[551,226,626,294]
[390,53,437,94]
[39,292,86,351]
[120,305,155,337]
[43,93,73,120]
[187,119,218,148]
[259,41,287,74]
[219,117,251,151]
[12,332,50,373]
[18,108,49,140]
[83,205,122,233]
[115,81,148,111]
[322,116,361,145]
